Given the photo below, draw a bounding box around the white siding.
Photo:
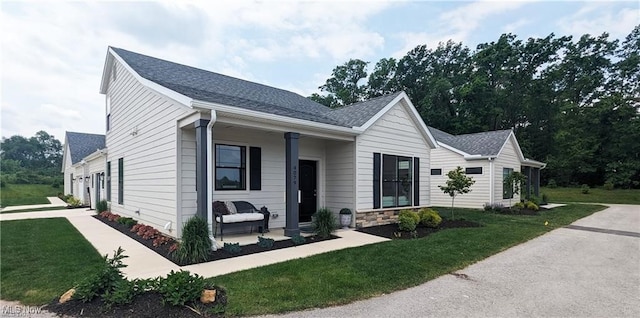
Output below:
[178,129,197,231]
[355,100,431,211]
[429,147,491,209]
[325,140,355,216]
[493,137,522,206]
[105,60,192,235]
[62,144,74,195]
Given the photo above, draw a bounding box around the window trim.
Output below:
[381,154,413,208]
[117,158,123,205]
[465,167,483,175]
[503,167,514,199]
[106,162,111,201]
[430,168,442,175]
[215,144,247,191]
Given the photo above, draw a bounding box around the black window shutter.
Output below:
[249,147,261,190]
[373,153,381,209]
[414,157,420,206]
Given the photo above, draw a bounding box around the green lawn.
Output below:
[541,187,640,204]
[0,218,103,305]
[212,204,606,316]
[0,206,69,214]
[0,184,61,207]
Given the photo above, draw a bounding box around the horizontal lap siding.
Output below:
[106,60,191,235]
[429,147,490,209]
[325,140,354,216]
[179,129,197,228]
[494,138,522,205]
[356,101,431,210]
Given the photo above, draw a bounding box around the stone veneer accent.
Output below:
[356,209,402,228]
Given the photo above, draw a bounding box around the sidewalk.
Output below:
[0,197,68,212]
[0,209,389,279]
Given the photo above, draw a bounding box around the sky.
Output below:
[1,0,638,143]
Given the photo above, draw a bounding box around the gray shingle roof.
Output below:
[111,47,352,126]
[326,92,403,127]
[66,132,105,164]
[427,126,512,156]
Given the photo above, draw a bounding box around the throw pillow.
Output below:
[212,201,230,215]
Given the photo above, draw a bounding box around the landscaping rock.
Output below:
[200,289,216,304]
[59,288,75,304]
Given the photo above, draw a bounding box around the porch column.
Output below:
[524,166,532,198]
[534,168,540,197]
[284,132,300,237]
[195,119,210,220]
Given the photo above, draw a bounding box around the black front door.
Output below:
[299,160,317,222]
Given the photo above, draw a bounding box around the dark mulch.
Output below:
[357,219,482,239]
[93,215,338,266]
[45,290,227,318]
[496,208,540,215]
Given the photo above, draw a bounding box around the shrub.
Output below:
[483,203,493,211]
[223,242,242,254]
[257,236,275,248]
[175,217,211,263]
[74,247,128,303]
[547,179,558,188]
[117,217,137,227]
[291,234,306,245]
[157,270,205,306]
[527,195,542,206]
[398,210,420,224]
[525,201,539,211]
[492,202,504,212]
[581,184,590,194]
[604,181,614,190]
[418,208,442,228]
[541,193,549,204]
[397,212,417,232]
[66,196,82,208]
[514,202,525,209]
[312,208,337,239]
[1,180,6,188]
[97,200,109,213]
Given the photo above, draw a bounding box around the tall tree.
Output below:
[311,59,369,108]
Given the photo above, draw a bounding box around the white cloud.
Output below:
[558,3,639,40]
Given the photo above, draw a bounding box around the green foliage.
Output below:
[117,217,137,227]
[311,59,369,107]
[581,184,590,194]
[158,270,205,306]
[542,193,549,204]
[175,217,211,263]
[514,202,525,209]
[223,242,242,254]
[257,236,275,249]
[604,181,614,190]
[418,208,442,228]
[0,131,63,185]
[312,208,337,239]
[397,210,418,232]
[291,234,306,245]
[66,196,82,208]
[74,247,128,303]
[547,179,558,188]
[439,167,476,218]
[525,201,539,211]
[97,200,108,213]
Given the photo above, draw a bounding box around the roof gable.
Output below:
[427,126,512,156]
[65,132,105,164]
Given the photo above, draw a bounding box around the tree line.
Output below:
[1,131,63,186]
[310,25,640,188]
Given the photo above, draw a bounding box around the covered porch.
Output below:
[522,159,546,198]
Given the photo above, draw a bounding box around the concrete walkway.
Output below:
[264,204,640,318]
[0,209,389,279]
[0,197,67,212]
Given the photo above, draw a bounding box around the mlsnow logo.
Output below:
[1,305,44,316]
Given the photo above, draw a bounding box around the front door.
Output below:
[298,160,317,222]
[95,173,101,207]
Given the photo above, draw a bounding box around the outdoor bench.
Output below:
[212,201,270,240]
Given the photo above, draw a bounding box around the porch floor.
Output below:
[214,227,297,246]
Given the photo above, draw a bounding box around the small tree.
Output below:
[504,171,527,207]
[439,167,475,219]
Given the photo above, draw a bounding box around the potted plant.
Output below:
[339,208,352,229]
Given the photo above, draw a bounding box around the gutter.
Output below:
[206,110,218,250]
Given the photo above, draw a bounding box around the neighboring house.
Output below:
[427,126,545,209]
[91,47,437,238]
[61,132,106,208]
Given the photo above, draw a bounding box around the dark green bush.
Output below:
[175,217,211,263]
[397,211,417,232]
[223,242,242,254]
[117,217,137,227]
[97,200,109,213]
[291,234,306,245]
[157,270,205,306]
[74,247,128,303]
[257,236,275,248]
[418,208,442,228]
[541,193,549,204]
[604,181,614,190]
[547,179,557,188]
[581,184,590,194]
[312,208,337,239]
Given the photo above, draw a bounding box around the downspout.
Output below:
[206,110,218,250]
[488,158,494,205]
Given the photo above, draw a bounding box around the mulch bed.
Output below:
[93,215,338,266]
[357,219,482,239]
[496,208,540,215]
[45,290,227,318]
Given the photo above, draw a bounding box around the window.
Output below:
[106,96,111,132]
[215,144,246,190]
[430,169,442,175]
[465,167,483,174]
[70,173,74,194]
[106,162,111,201]
[503,168,513,199]
[382,154,413,208]
[118,158,123,204]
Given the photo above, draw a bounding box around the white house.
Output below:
[61,132,106,208]
[70,47,439,238]
[427,126,545,209]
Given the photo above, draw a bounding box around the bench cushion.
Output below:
[216,213,264,224]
